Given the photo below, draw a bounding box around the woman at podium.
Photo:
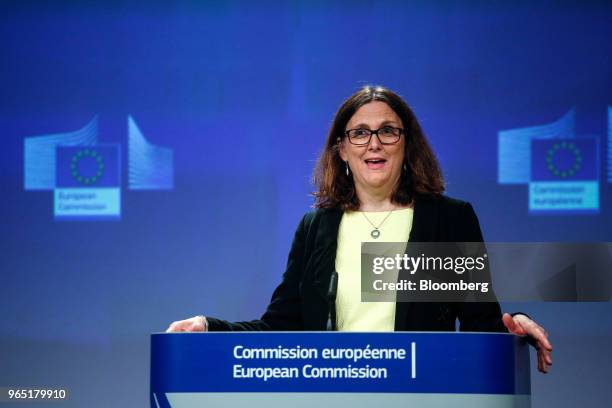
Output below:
[167,85,552,373]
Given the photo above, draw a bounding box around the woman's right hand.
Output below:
[166,315,208,332]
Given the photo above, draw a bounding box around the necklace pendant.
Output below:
[371,229,380,239]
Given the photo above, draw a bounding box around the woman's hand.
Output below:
[166,315,208,332]
[502,313,552,373]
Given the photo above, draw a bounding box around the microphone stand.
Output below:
[326,271,338,331]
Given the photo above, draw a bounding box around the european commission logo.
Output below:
[498,107,611,215]
[24,116,173,221]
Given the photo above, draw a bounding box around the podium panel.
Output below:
[151,332,530,408]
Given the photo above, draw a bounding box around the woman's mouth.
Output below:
[364,158,387,170]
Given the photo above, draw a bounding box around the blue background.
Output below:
[0,1,611,407]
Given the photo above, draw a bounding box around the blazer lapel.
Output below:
[311,209,343,301]
[394,196,440,330]
[407,195,439,242]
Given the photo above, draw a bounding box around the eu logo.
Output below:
[529,138,599,213]
[54,145,121,220]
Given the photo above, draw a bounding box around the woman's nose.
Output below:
[368,133,383,150]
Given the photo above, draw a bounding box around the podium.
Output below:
[150,332,530,408]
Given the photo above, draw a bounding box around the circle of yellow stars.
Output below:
[70,148,105,185]
[546,141,582,178]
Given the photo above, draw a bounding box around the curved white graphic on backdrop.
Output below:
[128,116,174,190]
[24,116,98,190]
[498,109,575,184]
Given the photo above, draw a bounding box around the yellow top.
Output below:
[335,208,414,331]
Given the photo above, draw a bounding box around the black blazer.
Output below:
[207,195,506,332]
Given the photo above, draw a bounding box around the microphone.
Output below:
[326,271,338,331]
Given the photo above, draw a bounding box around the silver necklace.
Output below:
[361,209,395,239]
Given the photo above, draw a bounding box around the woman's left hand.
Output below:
[502,313,553,374]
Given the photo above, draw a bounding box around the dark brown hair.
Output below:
[313,85,445,210]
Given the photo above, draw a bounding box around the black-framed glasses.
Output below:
[345,126,403,145]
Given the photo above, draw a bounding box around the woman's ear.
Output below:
[337,138,347,162]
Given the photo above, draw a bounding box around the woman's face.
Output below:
[339,101,405,199]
